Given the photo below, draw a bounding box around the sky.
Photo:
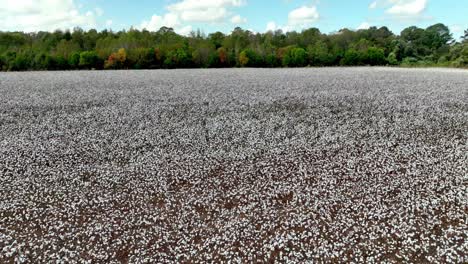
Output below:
[0,0,466,39]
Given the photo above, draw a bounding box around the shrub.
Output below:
[450,58,464,67]
[401,57,418,66]
[437,56,448,66]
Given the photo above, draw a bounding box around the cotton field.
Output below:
[0,68,467,263]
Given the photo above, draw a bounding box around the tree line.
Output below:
[0,23,467,71]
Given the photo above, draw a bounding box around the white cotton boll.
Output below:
[1,68,467,262]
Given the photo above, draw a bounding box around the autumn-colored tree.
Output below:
[238,49,262,67]
[238,50,249,67]
[105,48,127,69]
[154,48,162,62]
[104,53,117,69]
[276,47,289,62]
[218,47,227,65]
[116,48,127,65]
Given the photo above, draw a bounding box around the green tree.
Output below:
[54,55,68,70]
[265,53,280,67]
[299,28,321,47]
[71,27,85,49]
[0,24,466,71]
[68,52,80,69]
[308,40,332,66]
[2,51,17,71]
[283,47,308,67]
[341,49,361,65]
[79,51,101,69]
[208,32,225,49]
[367,47,386,65]
[11,52,32,71]
[33,53,54,70]
[191,40,215,67]
[128,48,157,69]
[400,26,428,58]
[164,48,191,68]
[238,49,262,67]
[226,27,250,56]
[207,52,220,68]
[55,39,81,60]
[456,45,468,66]
[425,23,453,48]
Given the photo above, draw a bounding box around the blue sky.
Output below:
[1,0,466,39]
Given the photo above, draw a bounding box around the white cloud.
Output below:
[287,5,319,27]
[369,0,429,21]
[231,15,247,24]
[0,0,97,32]
[106,20,113,27]
[168,0,244,12]
[140,0,244,35]
[140,13,181,31]
[385,0,427,16]
[357,22,371,30]
[180,8,228,23]
[266,21,279,32]
[265,4,319,32]
[167,0,244,23]
[140,13,195,36]
[179,25,194,36]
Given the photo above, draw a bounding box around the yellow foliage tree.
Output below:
[239,51,249,67]
[104,48,127,69]
[116,48,127,66]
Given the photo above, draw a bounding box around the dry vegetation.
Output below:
[0,68,467,263]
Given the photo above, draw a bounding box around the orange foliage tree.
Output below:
[105,48,127,69]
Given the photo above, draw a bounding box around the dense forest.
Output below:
[0,23,467,71]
